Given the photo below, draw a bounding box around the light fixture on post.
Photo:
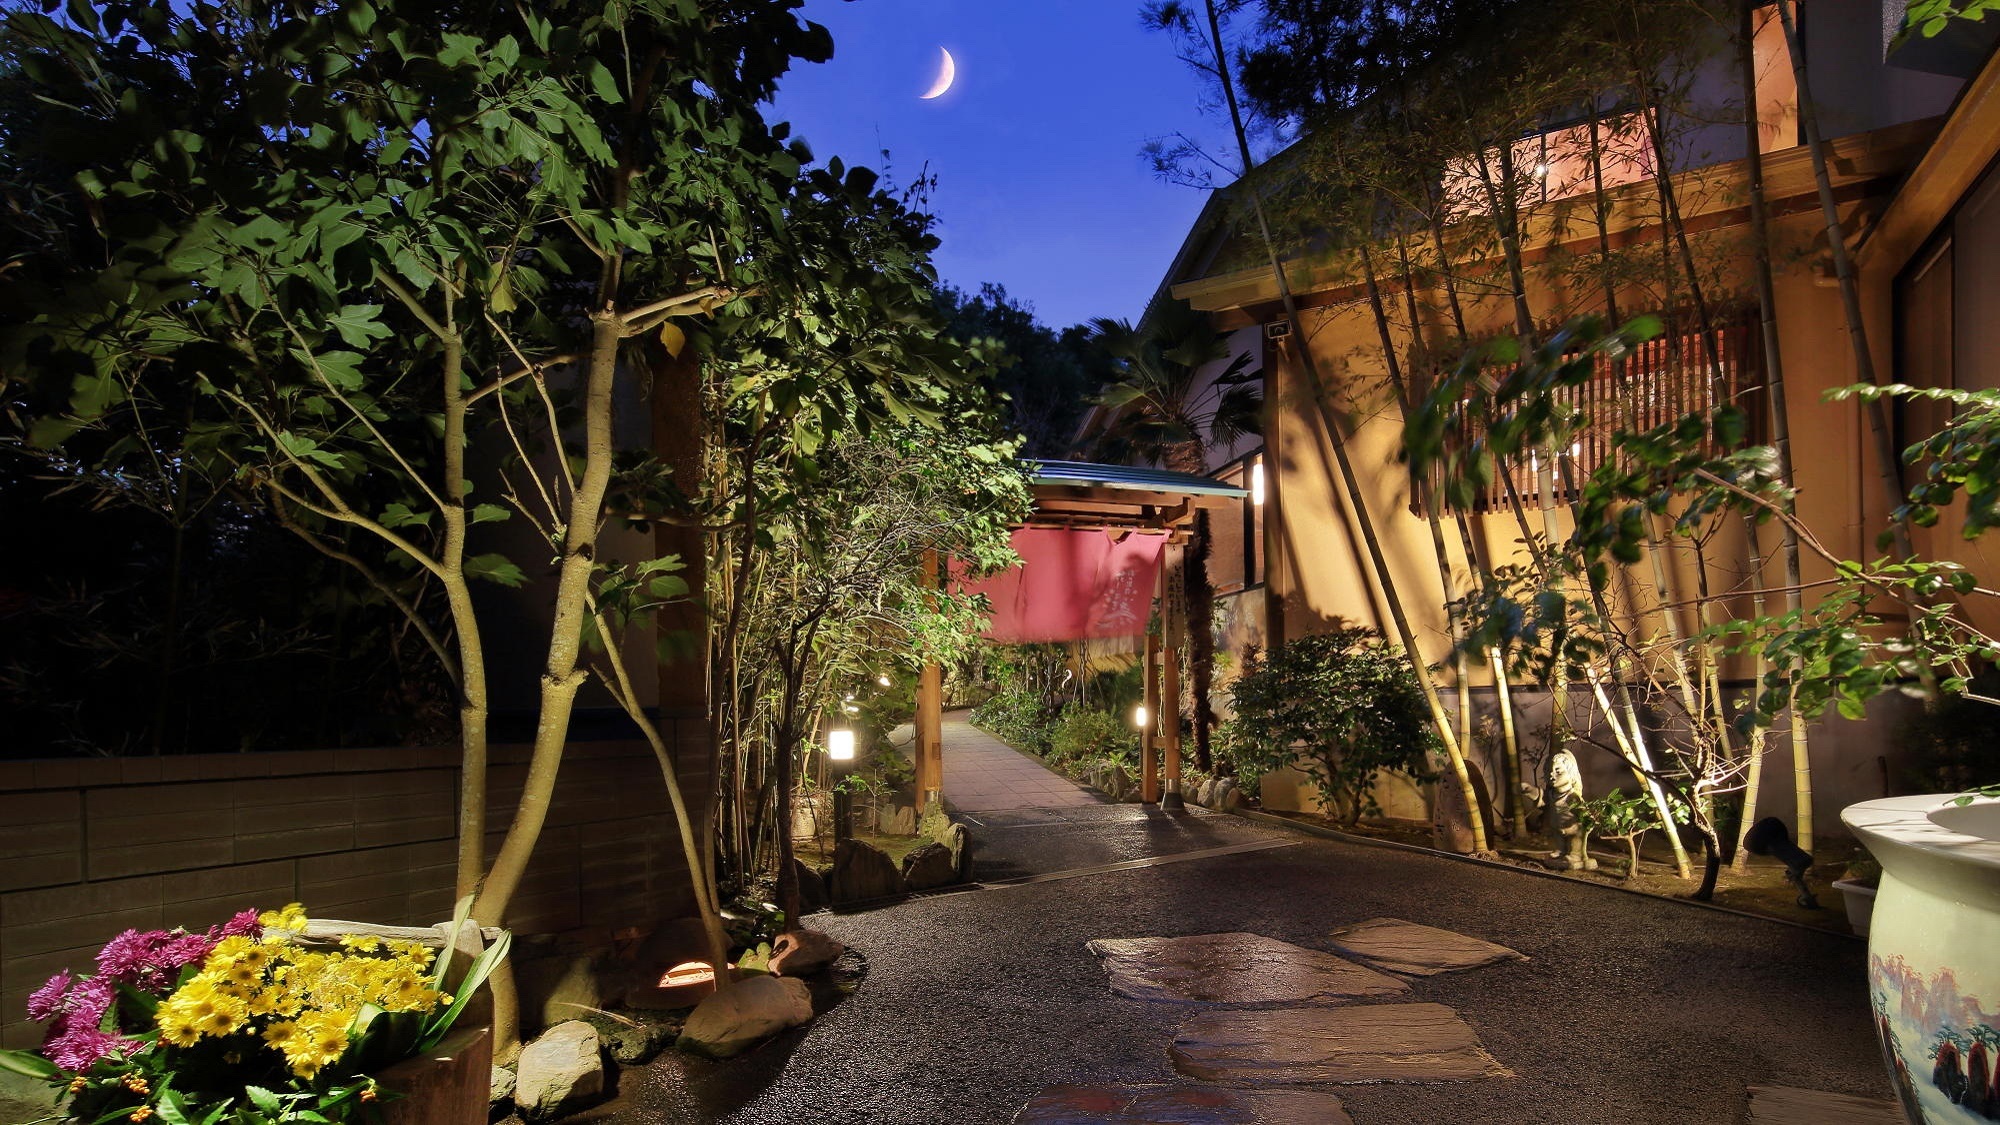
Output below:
[1249,460,1266,507]
[877,673,892,688]
[1132,703,1149,730]
[828,727,856,841]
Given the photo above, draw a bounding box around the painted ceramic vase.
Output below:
[1845,796,2000,1124]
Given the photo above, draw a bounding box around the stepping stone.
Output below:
[1086,932,1408,1005]
[1171,1003,1513,1084]
[1014,1084,1352,1124]
[1325,917,1526,976]
[1745,1085,1903,1124]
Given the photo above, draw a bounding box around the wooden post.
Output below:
[1141,630,1161,804]
[1162,543,1185,811]
[916,550,945,812]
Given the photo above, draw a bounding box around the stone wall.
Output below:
[0,716,711,1050]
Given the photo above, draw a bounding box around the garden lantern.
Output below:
[828,727,856,841]
[1132,703,1149,730]
[1250,461,1265,506]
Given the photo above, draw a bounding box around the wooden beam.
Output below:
[1161,542,1185,811]
[1141,631,1161,804]
[915,550,944,811]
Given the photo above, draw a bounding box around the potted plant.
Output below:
[1831,858,1881,936]
[0,901,507,1125]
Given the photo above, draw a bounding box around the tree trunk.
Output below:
[1200,0,1489,853]
[471,312,623,1052]
[1738,0,1811,864]
[1775,0,1911,564]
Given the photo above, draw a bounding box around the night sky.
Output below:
[769,0,1226,331]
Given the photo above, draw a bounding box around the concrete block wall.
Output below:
[0,716,712,1050]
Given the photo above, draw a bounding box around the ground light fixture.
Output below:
[828,727,856,842]
[1250,461,1265,507]
[877,674,893,687]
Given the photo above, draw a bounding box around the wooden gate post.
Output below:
[916,550,945,812]
[1162,544,1185,811]
[1141,630,1161,804]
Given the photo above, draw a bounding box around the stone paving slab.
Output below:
[1170,1003,1513,1085]
[1325,917,1527,977]
[940,714,1103,813]
[1013,1084,1353,1124]
[1087,931,1408,1006]
[1745,1085,1903,1124]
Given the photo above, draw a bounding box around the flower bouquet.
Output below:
[0,901,508,1124]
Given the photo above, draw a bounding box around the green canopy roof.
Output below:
[1026,459,1247,499]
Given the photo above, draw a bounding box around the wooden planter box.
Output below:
[373,1027,492,1125]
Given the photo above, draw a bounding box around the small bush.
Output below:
[1217,624,1436,824]
[1048,704,1138,766]
[970,687,1055,754]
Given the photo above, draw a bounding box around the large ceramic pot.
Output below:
[1844,796,2000,1124]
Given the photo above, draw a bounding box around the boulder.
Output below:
[881,803,918,836]
[1217,780,1245,811]
[943,822,973,880]
[676,975,815,1059]
[902,841,958,890]
[516,952,602,1029]
[769,928,845,977]
[513,1021,604,1121]
[1195,778,1217,807]
[604,1019,679,1066]
[1431,772,1479,855]
[830,838,905,903]
[488,1066,514,1109]
[793,858,829,912]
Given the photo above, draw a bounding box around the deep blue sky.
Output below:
[769,0,1224,331]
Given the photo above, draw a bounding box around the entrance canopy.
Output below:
[910,460,1248,811]
[1023,460,1248,537]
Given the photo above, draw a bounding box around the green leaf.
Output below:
[470,503,511,525]
[464,554,529,587]
[244,1086,282,1116]
[326,304,393,348]
[0,1049,58,1081]
[379,503,433,529]
[584,59,624,104]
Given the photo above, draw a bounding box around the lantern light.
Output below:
[1250,461,1266,507]
[828,728,856,761]
[1132,704,1149,730]
[877,674,893,688]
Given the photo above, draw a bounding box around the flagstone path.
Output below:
[938,710,1102,813]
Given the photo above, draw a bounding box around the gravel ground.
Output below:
[585,808,1888,1125]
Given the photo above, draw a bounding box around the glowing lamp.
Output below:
[1132,704,1149,730]
[828,728,857,762]
[877,674,892,688]
[1249,461,1266,507]
[652,960,718,1006]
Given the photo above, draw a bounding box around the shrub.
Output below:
[1048,704,1139,767]
[970,687,1055,755]
[1218,624,1436,824]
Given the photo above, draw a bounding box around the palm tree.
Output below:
[1082,299,1262,475]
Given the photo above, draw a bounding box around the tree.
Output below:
[937,283,1116,460]
[1,0,991,1052]
[1220,625,1439,824]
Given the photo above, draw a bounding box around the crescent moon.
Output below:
[920,47,956,100]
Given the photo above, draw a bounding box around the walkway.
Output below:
[939,710,1101,813]
[597,812,1890,1124]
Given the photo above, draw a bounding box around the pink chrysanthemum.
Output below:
[25,972,71,1022]
[218,909,262,939]
[42,1027,138,1072]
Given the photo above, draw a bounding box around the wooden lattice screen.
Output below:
[1456,309,1767,513]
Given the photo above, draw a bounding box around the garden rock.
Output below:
[604,1019,678,1065]
[831,838,905,903]
[676,974,815,1059]
[1195,778,1217,807]
[769,928,845,976]
[881,802,917,836]
[514,1021,604,1121]
[792,858,829,912]
[1432,770,1479,855]
[1217,780,1245,810]
[944,822,972,879]
[488,1065,515,1109]
[902,841,958,890]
